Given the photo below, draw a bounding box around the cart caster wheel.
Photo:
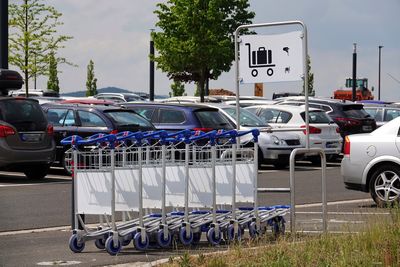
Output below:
[249,221,259,239]
[105,236,121,256]
[133,231,149,251]
[156,229,171,248]
[94,238,106,249]
[272,217,286,238]
[192,232,202,245]
[206,228,222,246]
[69,234,85,253]
[227,225,242,242]
[179,227,193,246]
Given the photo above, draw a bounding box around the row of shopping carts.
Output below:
[61,129,290,255]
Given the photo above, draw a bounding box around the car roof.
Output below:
[42,102,130,111]
[121,102,220,110]
[246,104,321,112]
[277,96,360,105]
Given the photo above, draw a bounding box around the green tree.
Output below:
[86,60,97,97]
[170,80,185,97]
[153,0,254,102]
[302,55,314,96]
[8,0,73,94]
[46,51,59,92]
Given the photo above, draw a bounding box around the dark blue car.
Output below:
[41,103,155,174]
[120,102,235,132]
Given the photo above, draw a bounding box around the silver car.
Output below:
[341,116,400,207]
[0,97,55,179]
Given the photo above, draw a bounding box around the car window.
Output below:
[384,109,400,121]
[1,99,46,131]
[194,109,234,129]
[77,110,107,127]
[159,109,186,124]
[221,107,268,127]
[63,110,76,126]
[342,105,370,118]
[301,110,332,123]
[105,111,154,128]
[259,109,279,123]
[131,107,155,121]
[364,107,381,121]
[47,108,69,126]
[124,95,142,102]
[277,111,292,123]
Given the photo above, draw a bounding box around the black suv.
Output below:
[275,97,377,138]
[41,103,156,174]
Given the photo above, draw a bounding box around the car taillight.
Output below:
[343,136,350,155]
[334,117,362,126]
[47,124,54,135]
[0,125,16,138]
[193,127,213,132]
[300,125,321,134]
[110,129,118,134]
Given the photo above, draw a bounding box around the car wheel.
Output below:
[24,164,50,180]
[273,161,288,169]
[62,149,73,176]
[369,164,400,208]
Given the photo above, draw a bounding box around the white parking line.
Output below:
[296,198,374,208]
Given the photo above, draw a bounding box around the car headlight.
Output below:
[271,135,284,145]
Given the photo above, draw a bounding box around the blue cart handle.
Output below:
[188,130,217,143]
[237,129,260,142]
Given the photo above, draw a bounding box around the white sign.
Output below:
[239,31,303,84]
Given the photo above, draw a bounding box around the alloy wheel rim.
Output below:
[374,171,400,202]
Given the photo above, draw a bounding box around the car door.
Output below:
[396,124,400,155]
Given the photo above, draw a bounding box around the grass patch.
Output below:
[164,208,400,266]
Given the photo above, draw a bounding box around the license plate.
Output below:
[326,141,339,148]
[362,125,373,131]
[21,133,42,142]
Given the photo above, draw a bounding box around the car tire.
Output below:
[369,164,400,208]
[24,164,50,180]
[273,161,288,169]
[62,149,73,176]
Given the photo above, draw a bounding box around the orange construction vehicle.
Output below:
[333,78,374,101]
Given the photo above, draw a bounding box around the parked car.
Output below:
[245,105,342,162]
[120,102,235,132]
[59,98,116,106]
[362,104,400,128]
[94,92,146,103]
[341,116,400,207]
[210,104,302,168]
[10,89,60,97]
[159,96,222,103]
[275,97,377,139]
[224,99,276,108]
[41,103,155,174]
[0,97,55,179]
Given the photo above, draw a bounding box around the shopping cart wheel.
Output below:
[248,221,259,239]
[105,236,122,256]
[178,227,193,246]
[206,228,222,246]
[272,216,286,238]
[192,232,202,245]
[69,234,85,253]
[94,238,106,249]
[156,229,172,248]
[133,232,149,251]
[227,225,242,242]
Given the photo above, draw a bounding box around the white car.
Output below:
[209,104,303,169]
[341,116,400,207]
[245,105,342,162]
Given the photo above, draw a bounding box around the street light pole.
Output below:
[352,43,357,102]
[378,45,383,100]
[149,29,155,102]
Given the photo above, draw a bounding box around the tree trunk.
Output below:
[199,69,206,103]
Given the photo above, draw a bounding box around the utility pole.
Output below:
[378,45,383,100]
[0,0,8,69]
[352,43,357,102]
[149,29,155,101]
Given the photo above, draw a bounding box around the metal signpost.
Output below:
[234,21,327,236]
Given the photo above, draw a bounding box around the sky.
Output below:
[27,0,400,100]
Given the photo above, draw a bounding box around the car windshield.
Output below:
[300,110,332,124]
[124,95,143,102]
[342,105,371,118]
[194,109,234,129]
[1,99,47,131]
[105,111,153,128]
[222,107,269,127]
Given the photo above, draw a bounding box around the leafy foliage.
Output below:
[8,0,73,93]
[153,0,254,101]
[170,80,185,97]
[47,51,59,92]
[302,55,314,96]
[86,60,97,97]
